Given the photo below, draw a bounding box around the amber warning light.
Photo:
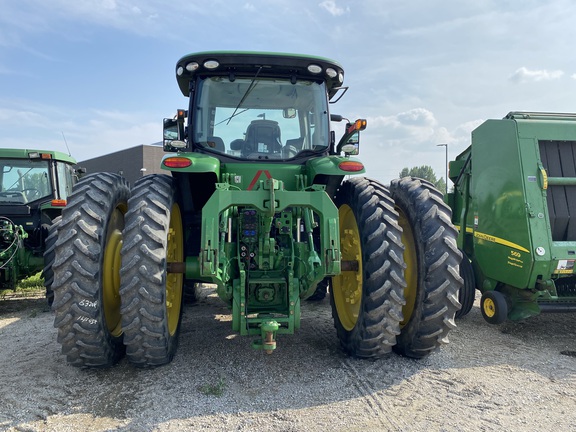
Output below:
[51,199,67,207]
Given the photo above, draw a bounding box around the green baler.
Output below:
[448,111,576,323]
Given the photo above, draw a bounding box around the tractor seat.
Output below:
[244,120,282,155]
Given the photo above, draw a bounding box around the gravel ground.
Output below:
[1,288,576,432]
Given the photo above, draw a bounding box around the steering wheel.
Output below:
[21,188,41,198]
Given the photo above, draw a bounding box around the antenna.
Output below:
[61,132,71,156]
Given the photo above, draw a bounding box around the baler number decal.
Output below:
[507,249,524,269]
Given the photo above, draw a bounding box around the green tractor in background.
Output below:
[0,149,79,304]
[51,51,462,368]
[449,112,576,324]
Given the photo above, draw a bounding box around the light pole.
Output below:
[436,144,448,193]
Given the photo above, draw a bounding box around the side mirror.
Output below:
[341,131,359,155]
[163,118,186,151]
[336,119,367,155]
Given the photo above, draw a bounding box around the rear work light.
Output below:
[163,157,192,168]
[338,161,364,172]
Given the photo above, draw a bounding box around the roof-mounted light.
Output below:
[203,60,219,70]
[307,64,322,74]
[338,72,344,83]
[186,62,199,72]
[326,68,338,78]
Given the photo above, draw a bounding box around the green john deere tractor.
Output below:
[0,149,79,304]
[448,112,576,324]
[51,51,462,368]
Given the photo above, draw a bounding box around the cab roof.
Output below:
[0,148,77,164]
[175,51,345,99]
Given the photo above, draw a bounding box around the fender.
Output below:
[305,155,365,181]
[161,153,220,176]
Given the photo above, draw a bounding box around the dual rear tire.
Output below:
[52,173,183,368]
[330,176,462,359]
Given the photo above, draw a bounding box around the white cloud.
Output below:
[509,67,564,83]
[0,102,162,161]
[319,1,349,16]
[368,108,438,144]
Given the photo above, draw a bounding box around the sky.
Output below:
[1,0,576,185]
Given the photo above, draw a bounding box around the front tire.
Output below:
[120,174,184,367]
[455,253,476,319]
[306,278,329,302]
[330,177,405,359]
[389,177,462,359]
[52,173,130,368]
[43,216,61,307]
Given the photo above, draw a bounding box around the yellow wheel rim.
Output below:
[483,297,496,318]
[397,207,417,327]
[166,203,183,336]
[102,205,127,337]
[332,204,363,331]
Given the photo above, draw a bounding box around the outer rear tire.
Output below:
[43,215,61,307]
[389,177,462,359]
[52,173,130,368]
[330,177,405,359]
[455,253,475,319]
[120,174,184,367]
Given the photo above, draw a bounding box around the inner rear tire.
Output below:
[330,177,405,359]
[120,174,184,367]
[389,176,462,359]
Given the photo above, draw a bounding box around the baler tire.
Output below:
[330,177,405,359]
[480,290,508,324]
[389,176,462,359]
[42,215,61,307]
[120,174,184,368]
[455,253,476,319]
[52,173,130,368]
[307,278,329,302]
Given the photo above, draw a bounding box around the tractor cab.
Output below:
[163,51,364,161]
[0,150,77,246]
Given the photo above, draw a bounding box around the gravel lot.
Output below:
[1,288,576,432]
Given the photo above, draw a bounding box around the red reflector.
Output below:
[51,199,67,207]
[338,161,364,172]
[164,157,192,168]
